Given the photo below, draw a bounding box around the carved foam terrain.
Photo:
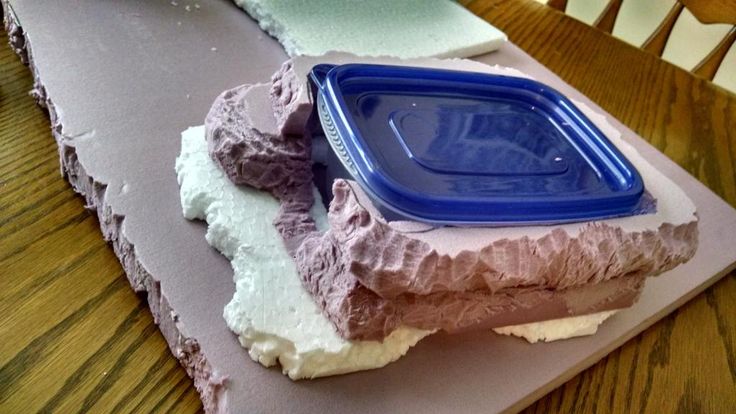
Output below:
[177,125,622,379]
[177,125,432,379]
[206,53,698,341]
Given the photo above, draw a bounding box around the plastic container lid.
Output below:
[309,63,646,226]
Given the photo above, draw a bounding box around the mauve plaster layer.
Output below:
[205,54,699,341]
[205,82,317,245]
[296,179,694,340]
[205,83,310,195]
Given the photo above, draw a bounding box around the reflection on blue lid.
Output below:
[309,63,646,226]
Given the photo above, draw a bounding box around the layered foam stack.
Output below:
[176,53,698,379]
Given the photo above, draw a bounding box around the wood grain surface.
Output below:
[1,0,734,412]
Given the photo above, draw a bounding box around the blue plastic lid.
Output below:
[309,64,646,226]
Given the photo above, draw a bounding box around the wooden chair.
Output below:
[547,0,736,89]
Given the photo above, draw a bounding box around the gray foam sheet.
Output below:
[5,0,736,413]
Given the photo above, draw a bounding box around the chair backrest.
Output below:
[547,0,736,92]
[681,0,736,25]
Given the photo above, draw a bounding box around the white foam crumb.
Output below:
[493,310,618,343]
[232,0,507,58]
[186,94,190,100]
[210,47,217,52]
[171,1,178,6]
[177,21,182,26]
[195,3,200,9]
[185,5,191,11]
[176,126,432,380]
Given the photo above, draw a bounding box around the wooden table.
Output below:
[1,0,734,412]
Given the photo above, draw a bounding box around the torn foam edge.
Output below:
[1,6,227,412]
